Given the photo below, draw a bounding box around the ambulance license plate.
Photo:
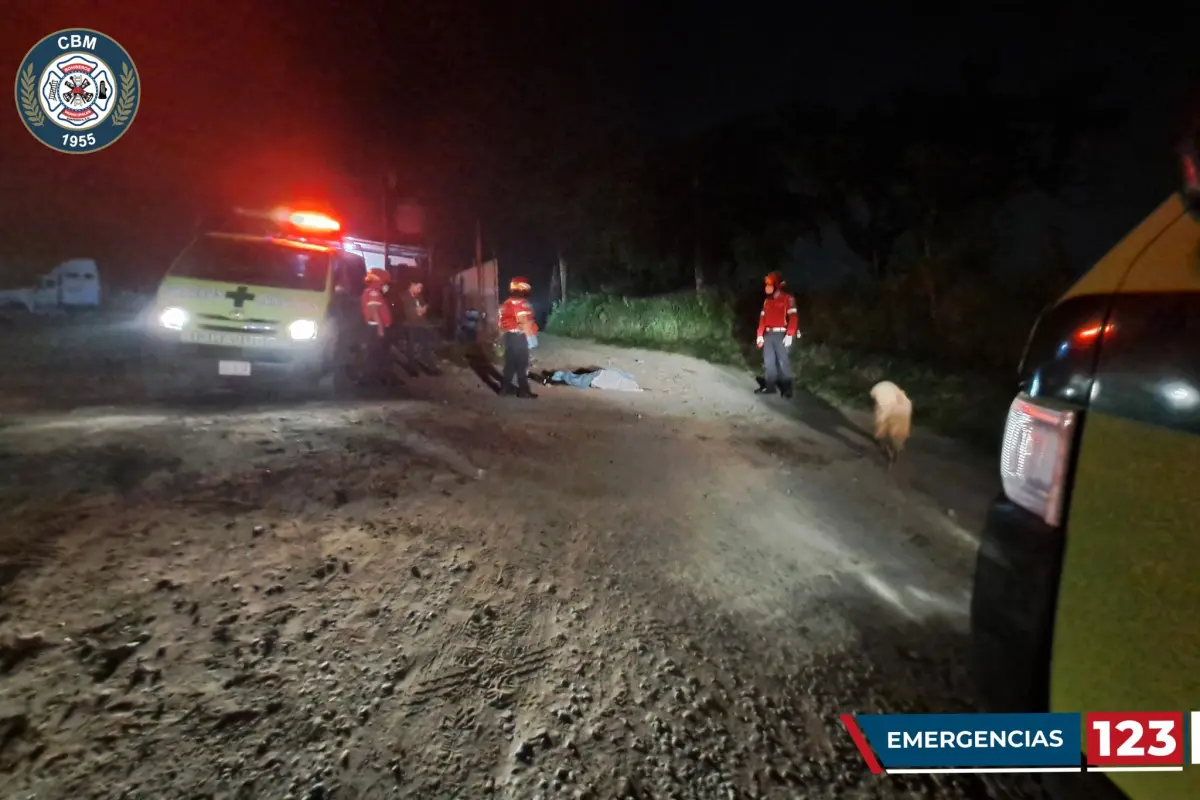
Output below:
[218,360,252,377]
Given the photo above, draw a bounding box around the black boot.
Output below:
[517,389,538,399]
[754,382,777,395]
[780,379,794,399]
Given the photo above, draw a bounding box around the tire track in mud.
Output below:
[405,638,559,714]
[376,590,555,792]
[394,574,564,787]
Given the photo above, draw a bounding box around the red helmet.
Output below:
[765,271,784,292]
[509,276,531,294]
[365,270,390,285]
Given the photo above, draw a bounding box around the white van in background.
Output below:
[0,259,102,312]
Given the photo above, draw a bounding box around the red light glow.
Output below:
[288,211,340,232]
[1074,323,1115,344]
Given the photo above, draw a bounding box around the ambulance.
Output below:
[145,207,372,395]
[970,146,1200,798]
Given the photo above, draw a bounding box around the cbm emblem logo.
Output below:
[14,29,140,154]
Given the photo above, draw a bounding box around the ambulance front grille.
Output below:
[195,313,278,335]
[197,312,277,325]
[198,324,279,335]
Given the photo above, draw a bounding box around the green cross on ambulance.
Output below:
[970,142,1200,798]
[145,207,370,394]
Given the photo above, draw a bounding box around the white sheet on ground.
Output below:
[589,369,642,392]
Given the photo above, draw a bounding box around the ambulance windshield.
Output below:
[170,235,331,292]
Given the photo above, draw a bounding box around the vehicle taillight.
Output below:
[1185,154,1199,187]
[999,395,1076,528]
[1073,322,1115,345]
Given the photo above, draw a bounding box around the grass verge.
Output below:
[547,293,1012,453]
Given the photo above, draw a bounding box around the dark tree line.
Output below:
[508,70,1124,301]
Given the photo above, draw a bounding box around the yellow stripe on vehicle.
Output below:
[1059,194,1188,302]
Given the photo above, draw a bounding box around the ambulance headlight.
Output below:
[287,319,318,341]
[158,307,188,330]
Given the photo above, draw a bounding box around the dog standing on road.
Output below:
[869,381,912,468]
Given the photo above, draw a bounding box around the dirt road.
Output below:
[0,313,1040,799]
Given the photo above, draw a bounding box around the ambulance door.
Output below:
[330,253,367,343]
[1049,204,1200,798]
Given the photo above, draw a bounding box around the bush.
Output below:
[547,291,744,363]
[547,290,1016,452]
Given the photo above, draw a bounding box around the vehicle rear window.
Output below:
[169,235,331,292]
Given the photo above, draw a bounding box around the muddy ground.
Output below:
[0,312,1044,799]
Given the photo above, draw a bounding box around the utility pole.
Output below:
[475,217,484,339]
[693,173,704,294]
[475,218,483,267]
[383,170,397,277]
[557,250,567,305]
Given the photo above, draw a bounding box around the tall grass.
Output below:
[547,291,1013,452]
[547,293,744,363]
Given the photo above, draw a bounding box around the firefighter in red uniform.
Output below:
[497,276,537,398]
[755,271,798,398]
[361,270,394,381]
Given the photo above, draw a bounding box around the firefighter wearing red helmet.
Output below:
[497,276,538,398]
[361,269,394,380]
[755,271,798,398]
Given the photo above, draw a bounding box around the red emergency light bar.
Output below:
[288,210,340,232]
[261,206,341,232]
[201,207,346,244]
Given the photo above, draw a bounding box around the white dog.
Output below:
[869,381,912,468]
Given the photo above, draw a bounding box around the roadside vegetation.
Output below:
[548,289,1037,452]
[509,71,1123,452]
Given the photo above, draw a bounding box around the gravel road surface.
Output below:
[0,313,1044,799]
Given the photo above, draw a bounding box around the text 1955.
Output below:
[62,133,97,148]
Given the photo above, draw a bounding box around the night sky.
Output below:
[2,2,1197,286]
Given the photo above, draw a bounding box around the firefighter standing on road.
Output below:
[400,280,439,374]
[361,270,394,381]
[498,276,538,398]
[755,271,798,398]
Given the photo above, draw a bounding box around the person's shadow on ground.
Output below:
[388,339,444,378]
[785,386,877,459]
[412,359,443,377]
[385,338,421,378]
[463,342,504,394]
